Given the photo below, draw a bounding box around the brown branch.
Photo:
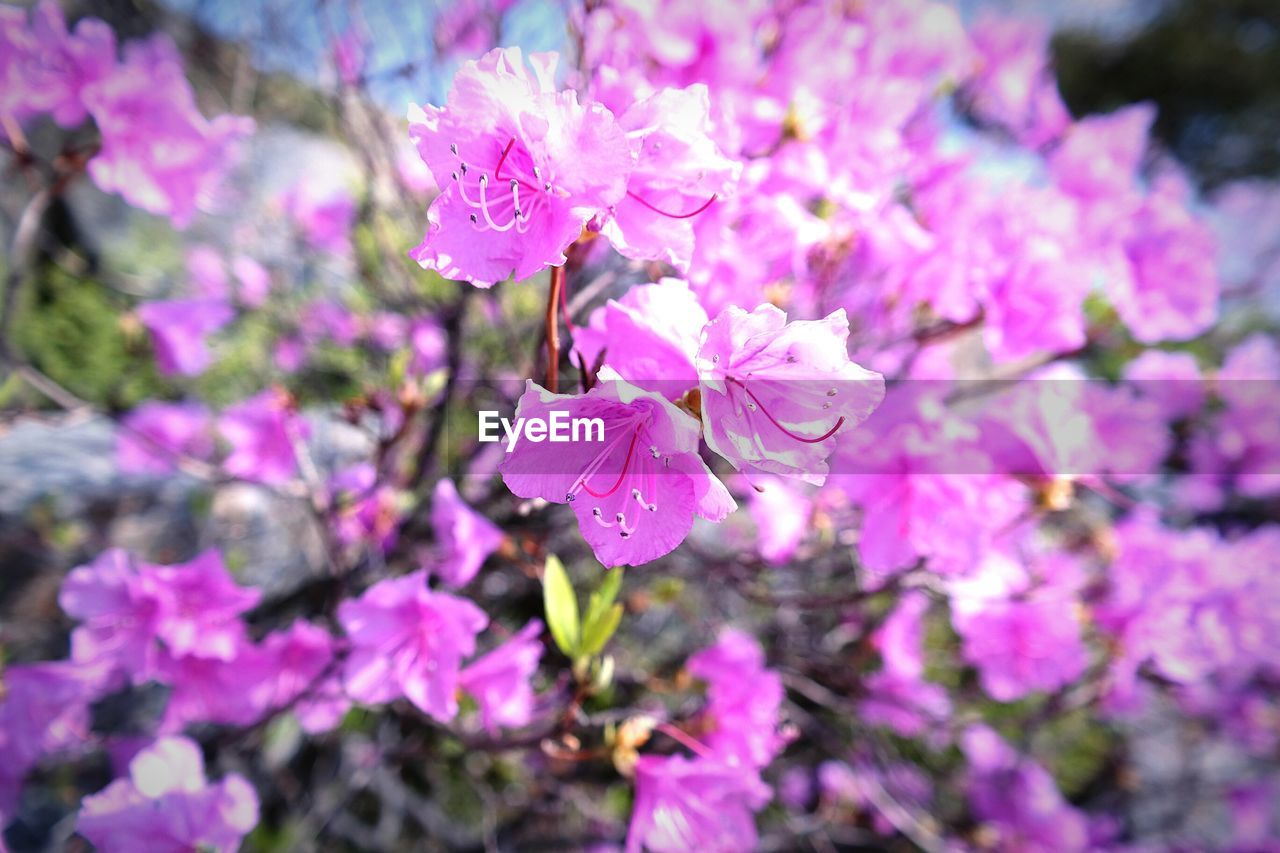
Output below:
[545,264,565,393]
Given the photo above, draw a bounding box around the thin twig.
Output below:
[546,265,565,393]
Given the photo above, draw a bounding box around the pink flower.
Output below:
[1,7,40,130]
[410,318,447,374]
[10,0,116,129]
[329,463,402,554]
[961,725,1091,852]
[687,629,787,769]
[77,736,259,853]
[874,591,929,680]
[302,299,359,346]
[430,478,504,587]
[59,549,164,678]
[147,550,262,660]
[599,85,739,272]
[408,47,632,286]
[572,277,707,395]
[283,184,356,256]
[186,244,229,299]
[859,591,953,736]
[0,661,105,819]
[137,298,234,376]
[82,34,253,228]
[625,754,771,853]
[1117,172,1220,344]
[696,305,884,485]
[156,640,271,731]
[218,389,305,485]
[966,14,1070,146]
[1123,349,1205,421]
[116,401,214,475]
[458,620,544,732]
[254,621,348,734]
[1049,104,1155,203]
[60,548,259,686]
[338,571,488,721]
[859,671,952,738]
[746,474,812,565]
[331,27,364,87]
[499,369,735,568]
[231,256,271,307]
[432,0,517,61]
[950,554,1088,703]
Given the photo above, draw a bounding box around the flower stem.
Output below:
[546,264,565,392]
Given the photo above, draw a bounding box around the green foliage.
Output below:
[581,568,625,657]
[542,556,626,668]
[542,554,581,657]
[13,264,167,408]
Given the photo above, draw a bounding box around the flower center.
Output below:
[564,417,665,539]
[449,137,553,234]
[726,376,845,444]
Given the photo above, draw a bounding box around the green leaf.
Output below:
[581,568,625,656]
[581,603,623,656]
[542,554,580,657]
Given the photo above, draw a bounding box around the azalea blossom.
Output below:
[571,277,707,395]
[338,571,488,721]
[77,736,260,853]
[408,47,632,286]
[599,84,740,272]
[137,298,234,376]
[82,33,253,228]
[6,0,116,129]
[499,368,735,567]
[430,477,505,587]
[218,389,306,485]
[686,629,788,768]
[58,548,258,682]
[116,401,214,474]
[625,754,771,853]
[696,304,884,485]
[458,620,544,732]
[0,660,106,820]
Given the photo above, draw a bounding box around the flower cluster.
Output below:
[2,1,253,226]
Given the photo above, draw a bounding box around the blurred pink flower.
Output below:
[12,0,116,129]
[117,401,214,475]
[186,244,229,299]
[231,255,271,307]
[82,34,253,228]
[430,478,504,587]
[458,620,544,732]
[338,571,487,721]
[255,621,348,734]
[330,463,402,554]
[687,628,788,769]
[137,298,234,376]
[77,736,259,853]
[961,725,1091,852]
[218,389,305,485]
[284,184,356,256]
[626,754,770,853]
[746,474,812,565]
[0,660,106,820]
